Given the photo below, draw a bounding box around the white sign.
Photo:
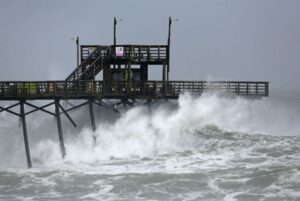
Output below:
[88,47,96,55]
[115,46,124,57]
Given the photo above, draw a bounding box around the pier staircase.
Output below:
[66,46,110,82]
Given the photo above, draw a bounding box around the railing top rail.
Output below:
[0,80,269,84]
[81,45,168,48]
[111,44,168,47]
[81,45,111,48]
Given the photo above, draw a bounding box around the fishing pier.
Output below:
[0,18,269,168]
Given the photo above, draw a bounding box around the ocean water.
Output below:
[0,93,300,201]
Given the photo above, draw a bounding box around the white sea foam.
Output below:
[0,93,299,200]
[0,92,299,169]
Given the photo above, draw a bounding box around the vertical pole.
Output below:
[89,100,97,143]
[167,17,172,82]
[55,99,65,158]
[163,62,166,96]
[76,37,80,81]
[89,100,96,132]
[146,99,152,116]
[113,17,117,69]
[114,17,117,46]
[76,36,79,67]
[20,101,32,168]
[128,62,132,93]
[74,36,80,80]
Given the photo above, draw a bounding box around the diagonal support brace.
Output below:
[25,101,55,116]
[0,103,21,117]
[59,103,77,127]
[95,100,120,114]
[64,101,89,113]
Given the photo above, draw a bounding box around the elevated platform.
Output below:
[66,45,169,82]
[81,45,168,64]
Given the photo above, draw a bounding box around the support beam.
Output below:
[64,101,89,113]
[145,99,153,117]
[59,103,77,127]
[163,62,166,96]
[55,100,66,158]
[95,100,120,114]
[0,103,21,117]
[115,101,123,106]
[20,101,32,168]
[89,100,96,132]
[126,100,135,107]
[1,102,20,111]
[25,101,55,116]
[113,99,135,108]
[89,100,97,143]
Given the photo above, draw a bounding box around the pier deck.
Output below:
[0,80,268,101]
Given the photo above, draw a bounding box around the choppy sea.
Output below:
[0,93,300,201]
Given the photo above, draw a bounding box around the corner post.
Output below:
[128,47,132,92]
[163,62,167,96]
[55,99,65,158]
[20,101,32,168]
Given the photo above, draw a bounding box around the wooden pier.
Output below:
[0,17,269,168]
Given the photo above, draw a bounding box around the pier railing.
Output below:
[81,45,168,64]
[0,80,268,100]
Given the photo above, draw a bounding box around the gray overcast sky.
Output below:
[0,0,299,96]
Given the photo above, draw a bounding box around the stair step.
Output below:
[66,47,109,82]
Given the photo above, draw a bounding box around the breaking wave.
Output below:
[1,93,300,200]
[0,93,298,168]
